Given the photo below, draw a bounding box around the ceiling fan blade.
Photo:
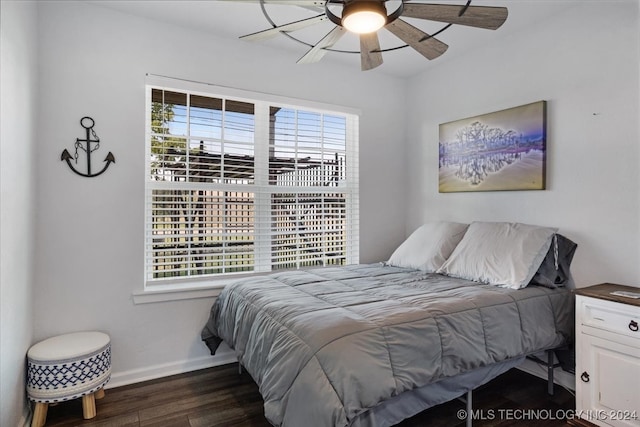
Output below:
[297,26,346,64]
[386,19,448,60]
[360,32,383,71]
[402,3,508,30]
[241,15,328,41]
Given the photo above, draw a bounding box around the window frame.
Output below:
[135,75,360,304]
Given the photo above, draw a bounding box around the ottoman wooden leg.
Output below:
[95,388,105,399]
[31,402,48,427]
[82,394,96,419]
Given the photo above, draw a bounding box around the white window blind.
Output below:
[145,83,359,286]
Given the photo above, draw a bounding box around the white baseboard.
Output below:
[107,351,238,389]
[517,358,575,392]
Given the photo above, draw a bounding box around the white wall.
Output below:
[0,1,38,425]
[405,1,640,288]
[32,1,406,385]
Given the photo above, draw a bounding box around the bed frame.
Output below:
[454,347,566,427]
[527,347,568,395]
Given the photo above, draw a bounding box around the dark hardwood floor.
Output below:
[42,364,574,427]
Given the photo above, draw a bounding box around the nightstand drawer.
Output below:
[579,296,640,339]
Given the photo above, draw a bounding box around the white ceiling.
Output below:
[88,0,581,78]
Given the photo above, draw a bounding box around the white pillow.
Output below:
[437,221,558,289]
[388,222,469,272]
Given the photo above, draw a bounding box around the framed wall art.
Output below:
[438,101,546,193]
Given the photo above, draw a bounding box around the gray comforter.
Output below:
[202,264,573,427]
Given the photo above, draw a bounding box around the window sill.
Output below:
[132,272,271,304]
[132,285,224,304]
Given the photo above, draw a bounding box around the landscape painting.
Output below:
[438,101,546,193]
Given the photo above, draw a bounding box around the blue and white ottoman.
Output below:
[27,331,111,427]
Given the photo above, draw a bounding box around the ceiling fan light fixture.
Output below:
[342,1,387,34]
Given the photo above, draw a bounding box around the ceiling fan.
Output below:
[216,0,508,71]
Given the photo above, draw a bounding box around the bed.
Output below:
[202,221,577,427]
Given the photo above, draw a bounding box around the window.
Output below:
[145,80,359,288]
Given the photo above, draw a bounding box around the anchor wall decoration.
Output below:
[61,116,115,177]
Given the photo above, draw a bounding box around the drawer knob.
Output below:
[630,320,639,332]
[581,372,590,383]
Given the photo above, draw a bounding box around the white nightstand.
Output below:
[573,284,640,427]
